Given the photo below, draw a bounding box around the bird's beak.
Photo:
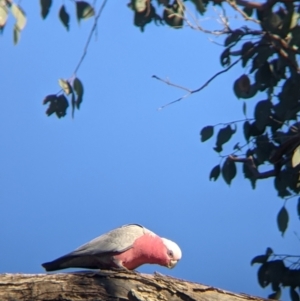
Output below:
[167,260,178,269]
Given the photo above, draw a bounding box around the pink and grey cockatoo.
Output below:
[42,224,182,271]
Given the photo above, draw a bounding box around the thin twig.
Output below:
[226,0,260,24]
[73,0,108,74]
[156,56,241,110]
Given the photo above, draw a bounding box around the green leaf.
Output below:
[76,1,95,22]
[190,0,205,15]
[13,25,20,45]
[216,125,235,149]
[58,79,72,95]
[277,206,289,236]
[40,0,52,19]
[292,145,300,168]
[251,255,268,265]
[269,289,281,300]
[132,0,148,13]
[290,287,300,301]
[73,77,84,109]
[209,165,220,181]
[11,4,26,30]
[200,126,214,142]
[0,5,8,29]
[254,100,272,131]
[59,5,70,31]
[222,158,237,186]
[163,2,184,29]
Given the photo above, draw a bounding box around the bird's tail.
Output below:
[42,258,66,271]
[42,255,99,271]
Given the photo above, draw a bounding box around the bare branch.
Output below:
[73,0,108,74]
[225,0,261,24]
[156,56,241,110]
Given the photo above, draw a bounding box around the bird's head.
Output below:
[161,238,182,268]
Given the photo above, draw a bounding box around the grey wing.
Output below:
[68,224,151,257]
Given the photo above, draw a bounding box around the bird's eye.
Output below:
[167,250,174,258]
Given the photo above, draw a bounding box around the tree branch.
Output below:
[0,272,269,301]
[229,155,277,179]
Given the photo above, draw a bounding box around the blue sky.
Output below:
[1,1,299,299]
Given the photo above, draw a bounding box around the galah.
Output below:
[42,224,182,271]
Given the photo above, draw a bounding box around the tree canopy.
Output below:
[1,0,300,299]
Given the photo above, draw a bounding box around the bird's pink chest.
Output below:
[114,234,167,270]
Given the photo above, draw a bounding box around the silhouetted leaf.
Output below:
[269,289,281,300]
[257,263,270,288]
[233,143,240,151]
[257,260,286,289]
[71,91,75,119]
[222,158,236,185]
[243,102,246,116]
[190,0,205,15]
[220,48,230,67]
[233,75,258,99]
[255,134,275,164]
[243,7,253,17]
[76,1,95,22]
[59,5,70,31]
[241,41,256,67]
[225,29,243,46]
[43,94,57,105]
[209,165,220,181]
[277,206,289,236]
[298,198,300,219]
[243,162,256,189]
[254,100,272,131]
[250,46,274,73]
[266,247,273,256]
[274,172,292,198]
[44,94,69,118]
[13,25,20,45]
[58,79,72,95]
[73,77,84,109]
[11,4,26,30]
[251,255,268,265]
[243,121,251,141]
[290,288,300,301]
[249,121,265,137]
[200,126,214,142]
[216,125,235,149]
[40,0,52,19]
